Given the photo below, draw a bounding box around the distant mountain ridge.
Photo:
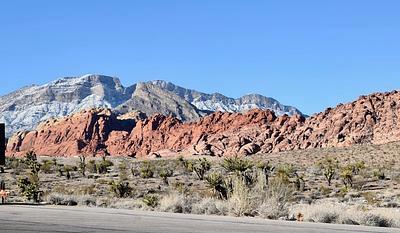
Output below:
[149,80,302,116]
[0,74,303,137]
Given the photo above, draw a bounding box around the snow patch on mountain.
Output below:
[0,75,304,137]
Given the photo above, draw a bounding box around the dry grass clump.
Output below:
[45,193,96,206]
[291,202,400,228]
[191,198,229,216]
[257,178,294,220]
[157,192,198,213]
[107,198,145,210]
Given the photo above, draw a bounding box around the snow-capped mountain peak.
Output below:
[0,75,303,137]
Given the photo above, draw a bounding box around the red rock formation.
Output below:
[6,90,400,157]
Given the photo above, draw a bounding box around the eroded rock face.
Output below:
[290,90,400,150]
[6,90,400,157]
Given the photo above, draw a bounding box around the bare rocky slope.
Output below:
[0,74,302,137]
[6,90,400,157]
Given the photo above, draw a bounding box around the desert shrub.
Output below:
[97,157,114,174]
[46,193,78,206]
[159,168,173,185]
[140,161,155,178]
[79,195,97,206]
[108,198,144,210]
[361,192,379,206]
[352,161,365,175]
[360,213,393,227]
[172,181,189,194]
[87,160,97,173]
[257,178,294,219]
[222,156,256,187]
[193,158,211,180]
[40,159,54,174]
[118,160,129,181]
[275,164,296,184]
[307,209,339,223]
[317,157,339,186]
[157,192,195,213]
[109,181,132,198]
[142,195,159,208]
[64,165,73,180]
[373,169,386,180]
[25,151,37,163]
[177,156,194,174]
[205,172,228,200]
[228,176,255,217]
[18,176,41,203]
[56,164,64,177]
[292,204,400,228]
[6,156,27,172]
[192,198,229,216]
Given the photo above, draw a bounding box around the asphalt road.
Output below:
[0,205,398,233]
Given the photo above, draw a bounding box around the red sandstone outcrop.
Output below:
[6,90,400,157]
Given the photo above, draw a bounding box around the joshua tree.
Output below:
[18,151,42,202]
[340,165,354,188]
[159,168,173,185]
[64,165,73,180]
[256,161,275,185]
[318,157,339,186]
[193,158,211,180]
[78,156,86,177]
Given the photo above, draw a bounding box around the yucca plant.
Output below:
[221,156,253,174]
[142,195,159,208]
[205,172,228,199]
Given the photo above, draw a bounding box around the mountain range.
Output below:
[0,74,303,137]
[6,90,400,157]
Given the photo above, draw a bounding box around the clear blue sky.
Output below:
[1,1,399,115]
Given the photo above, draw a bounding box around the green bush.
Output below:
[140,161,155,178]
[109,181,132,198]
[373,169,385,180]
